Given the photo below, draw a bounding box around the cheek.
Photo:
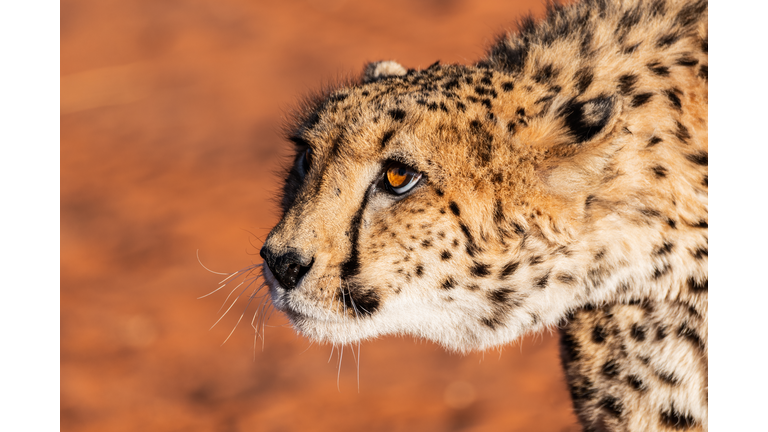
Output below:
[360,206,463,293]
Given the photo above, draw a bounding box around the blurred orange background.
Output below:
[61,0,581,430]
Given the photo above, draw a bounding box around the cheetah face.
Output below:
[261,62,625,352]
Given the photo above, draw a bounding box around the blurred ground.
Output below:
[61,0,581,430]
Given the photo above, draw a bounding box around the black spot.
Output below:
[625,375,645,392]
[388,109,406,121]
[592,324,607,343]
[534,271,550,289]
[480,75,492,86]
[421,239,432,248]
[456,101,466,111]
[666,218,677,229]
[652,165,668,178]
[676,0,707,28]
[656,369,680,385]
[698,64,708,80]
[587,266,609,289]
[440,250,452,261]
[470,262,491,278]
[599,396,623,417]
[648,62,670,76]
[560,95,615,143]
[557,273,575,284]
[685,151,707,166]
[602,359,619,378]
[656,31,681,47]
[652,263,671,279]
[621,42,640,54]
[585,195,597,208]
[501,81,515,91]
[340,282,381,317]
[511,222,525,235]
[664,89,682,110]
[574,68,594,94]
[660,406,697,429]
[656,325,667,340]
[507,122,517,134]
[415,265,424,277]
[702,175,708,187]
[648,136,663,147]
[499,261,519,279]
[678,323,705,350]
[692,220,707,228]
[474,86,498,98]
[449,201,461,216]
[676,56,699,67]
[533,63,557,84]
[442,79,459,90]
[654,241,674,255]
[631,324,647,341]
[488,287,513,304]
[459,223,480,257]
[380,130,395,149]
[426,102,438,111]
[560,331,581,362]
[675,120,691,142]
[631,92,653,107]
[618,73,638,95]
[529,255,543,266]
[440,277,457,290]
[617,4,642,30]
[691,247,708,260]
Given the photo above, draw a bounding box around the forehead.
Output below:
[289,64,503,157]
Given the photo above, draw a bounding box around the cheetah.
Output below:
[258,0,708,430]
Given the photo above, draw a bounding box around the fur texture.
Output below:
[260,0,708,430]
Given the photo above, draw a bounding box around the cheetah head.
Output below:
[261,60,638,352]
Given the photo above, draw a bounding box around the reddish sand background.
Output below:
[61,0,581,430]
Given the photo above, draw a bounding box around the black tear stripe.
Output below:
[560,95,614,143]
[340,192,370,280]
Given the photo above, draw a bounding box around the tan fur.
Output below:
[261,0,708,430]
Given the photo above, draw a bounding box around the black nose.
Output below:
[260,246,313,291]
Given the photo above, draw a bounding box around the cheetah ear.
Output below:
[362,61,408,83]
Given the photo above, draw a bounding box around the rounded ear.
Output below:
[362,61,408,83]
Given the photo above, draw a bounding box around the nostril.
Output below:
[260,247,314,291]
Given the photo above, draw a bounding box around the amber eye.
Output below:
[384,162,422,195]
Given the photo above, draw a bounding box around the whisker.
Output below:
[197,264,262,299]
[196,249,234,275]
[337,343,344,392]
[209,277,262,331]
[220,282,267,346]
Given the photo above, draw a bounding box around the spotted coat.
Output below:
[260,0,708,430]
